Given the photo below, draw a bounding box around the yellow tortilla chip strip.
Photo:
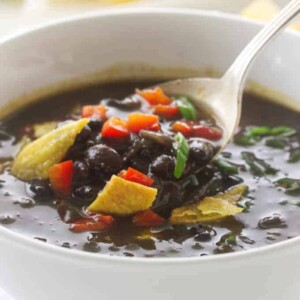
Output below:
[88,175,157,216]
[170,185,247,224]
[12,119,89,180]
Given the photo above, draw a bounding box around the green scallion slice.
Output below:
[176,97,197,121]
[173,133,190,179]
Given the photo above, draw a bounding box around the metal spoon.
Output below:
[158,0,300,155]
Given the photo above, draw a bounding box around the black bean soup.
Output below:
[0,79,300,258]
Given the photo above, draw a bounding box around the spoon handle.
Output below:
[225,0,300,85]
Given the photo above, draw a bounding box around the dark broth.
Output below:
[0,80,300,257]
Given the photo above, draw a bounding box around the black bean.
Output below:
[27,180,53,201]
[108,246,120,252]
[73,161,90,185]
[151,155,175,179]
[192,243,203,250]
[258,215,287,229]
[85,144,122,175]
[125,244,140,251]
[14,198,35,208]
[75,126,92,143]
[83,241,101,253]
[239,235,255,245]
[34,237,47,242]
[130,157,149,174]
[61,242,71,248]
[85,140,95,148]
[88,119,103,131]
[72,185,99,203]
[190,140,215,165]
[103,135,133,154]
[152,182,184,217]
[0,214,16,225]
[106,97,141,111]
[66,143,88,160]
[123,135,144,162]
[194,230,213,242]
[57,204,82,224]
[123,252,135,257]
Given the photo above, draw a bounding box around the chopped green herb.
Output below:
[240,199,253,213]
[234,133,257,146]
[224,234,237,245]
[279,200,288,206]
[175,97,197,121]
[234,126,296,147]
[265,138,287,149]
[270,126,296,137]
[173,133,190,179]
[242,152,278,177]
[213,158,238,175]
[275,178,300,196]
[288,149,300,163]
[217,233,237,247]
[189,175,199,186]
[279,199,300,206]
[248,126,296,137]
[247,126,271,137]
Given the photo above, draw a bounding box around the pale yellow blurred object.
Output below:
[49,0,139,5]
[242,0,300,32]
[241,0,279,21]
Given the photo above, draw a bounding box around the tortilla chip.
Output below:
[88,175,157,216]
[88,175,157,215]
[12,119,88,180]
[170,185,247,224]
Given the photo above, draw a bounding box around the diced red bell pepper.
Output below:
[128,113,160,133]
[101,117,129,139]
[137,87,172,105]
[81,105,107,119]
[172,121,193,136]
[192,125,223,141]
[133,210,165,228]
[119,167,154,187]
[69,215,114,233]
[153,105,179,118]
[49,160,74,195]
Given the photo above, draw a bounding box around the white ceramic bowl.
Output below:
[0,8,300,300]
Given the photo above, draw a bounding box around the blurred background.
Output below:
[0,0,299,38]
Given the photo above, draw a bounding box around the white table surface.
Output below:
[0,0,291,299]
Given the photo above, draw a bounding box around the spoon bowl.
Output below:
[157,0,300,160]
[160,76,239,149]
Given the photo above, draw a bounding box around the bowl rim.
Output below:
[1,7,300,265]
